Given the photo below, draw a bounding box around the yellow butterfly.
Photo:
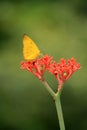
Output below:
[23,34,41,61]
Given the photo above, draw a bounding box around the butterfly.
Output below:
[23,34,41,61]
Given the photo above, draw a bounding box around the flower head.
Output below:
[21,55,53,80]
[21,54,81,89]
[48,58,81,86]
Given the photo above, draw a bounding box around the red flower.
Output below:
[21,55,81,89]
[48,58,81,85]
[21,55,53,80]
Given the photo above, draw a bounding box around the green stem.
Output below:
[42,79,65,130]
[55,92,65,130]
[41,79,55,98]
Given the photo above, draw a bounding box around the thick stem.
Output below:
[42,79,65,130]
[55,93,65,130]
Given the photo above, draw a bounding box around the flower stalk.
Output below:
[42,79,65,130]
[41,79,55,98]
[55,88,65,130]
[55,95,65,130]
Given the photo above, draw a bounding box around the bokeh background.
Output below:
[0,0,87,130]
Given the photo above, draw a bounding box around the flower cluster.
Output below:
[21,55,80,87]
[21,55,53,80]
[48,58,80,86]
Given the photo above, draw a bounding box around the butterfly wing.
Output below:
[23,34,40,61]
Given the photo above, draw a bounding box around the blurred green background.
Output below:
[0,0,87,130]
